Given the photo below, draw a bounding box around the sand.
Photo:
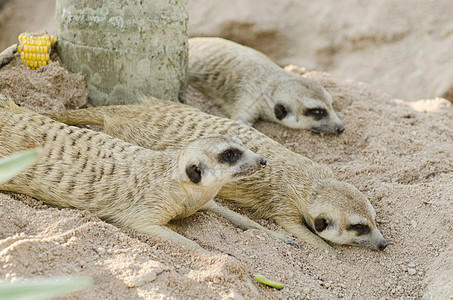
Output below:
[0,52,451,299]
[0,0,452,297]
[188,0,453,103]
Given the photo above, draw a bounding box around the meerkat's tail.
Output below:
[45,96,166,127]
[0,94,29,114]
[0,44,17,69]
[0,94,15,108]
[45,107,112,126]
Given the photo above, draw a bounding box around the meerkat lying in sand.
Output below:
[0,95,268,252]
[188,37,345,134]
[46,98,388,255]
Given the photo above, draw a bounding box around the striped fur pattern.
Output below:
[188,37,345,134]
[46,98,388,255]
[0,96,266,251]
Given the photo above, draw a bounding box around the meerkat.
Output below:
[188,37,345,134]
[0,96,268,252]
[46,98,388,255]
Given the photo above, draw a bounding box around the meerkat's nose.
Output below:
[259,157,267,168]
[336,125,345,134]
[377,240,388,251]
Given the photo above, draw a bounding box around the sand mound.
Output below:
[0,54,451,298]
[189,0,453,103]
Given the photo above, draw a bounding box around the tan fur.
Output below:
[0,95,267,252]
[189,37,345,134]
[0,44,17,69]
[46,98,388,255]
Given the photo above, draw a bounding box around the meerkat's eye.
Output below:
[219,148,242,164]
[274,104,288,120]
[348,224,371,236]
[305,108,327,120]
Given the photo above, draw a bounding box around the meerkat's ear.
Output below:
[274,103,288,120]
[186,163,203,184]
[314,216,330,232]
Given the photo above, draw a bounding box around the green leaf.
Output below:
[0,149,40,184]
[254,274,284,290]
[0,277,92,300]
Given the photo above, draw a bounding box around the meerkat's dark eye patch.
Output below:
[274,104,288,120]
[348,224,371,236]
[186,164,202,184]
[219,148,242,164]
[314,216,329,232]
[304,108,327,120]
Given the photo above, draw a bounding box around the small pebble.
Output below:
[407,262,416,268]
[407,268,416,275]
[95,247,106,255]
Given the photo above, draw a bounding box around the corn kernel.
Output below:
[18,32,56,70]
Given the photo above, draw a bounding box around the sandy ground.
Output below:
[189,0,453,103]
[0,53,452,299]
[0,0,452,299]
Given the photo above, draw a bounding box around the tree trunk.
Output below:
[55,0,188,106]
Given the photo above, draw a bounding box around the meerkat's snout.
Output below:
[377,240,389,251]
[336,124,345,134]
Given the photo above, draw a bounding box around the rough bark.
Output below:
[55,0,188,106]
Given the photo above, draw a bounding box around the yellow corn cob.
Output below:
[17,32,57,70]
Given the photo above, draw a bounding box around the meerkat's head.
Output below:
[305,179,388,251]
[178,135,267,187]
[270,77,345,135]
